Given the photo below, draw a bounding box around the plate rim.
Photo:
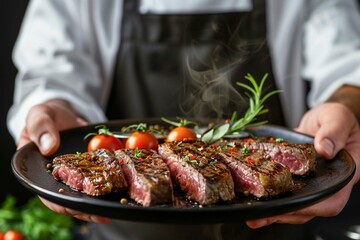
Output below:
[11,120,356,223]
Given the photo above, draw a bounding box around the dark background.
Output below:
[0,0,32,205]
[1,1,360,239]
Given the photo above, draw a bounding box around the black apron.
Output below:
[106,0,285,126]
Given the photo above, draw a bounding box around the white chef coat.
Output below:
[7,0,360,141]
[6,1,360,240]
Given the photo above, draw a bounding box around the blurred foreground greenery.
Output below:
[0,195,75,240]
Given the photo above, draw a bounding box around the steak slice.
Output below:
[52,149,128,196]
[158,141,235,205]
[215,143,293,198]
[114,149,174,207]
[224,137,317,176]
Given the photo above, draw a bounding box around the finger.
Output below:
[246,183,352,229]
[39,197,112,224]
[314,107,356,159]
[66,208,112,224]
[76,117,89,126]
[246,214,314,229]
[17,128,31,149]
[25,104,60,156]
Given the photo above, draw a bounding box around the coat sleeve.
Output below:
[7,0,121,141]
[302,0,360,107]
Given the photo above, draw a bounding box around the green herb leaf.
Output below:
[209,159,218,166]
[201,123,230,143]
[200,128,214,143]
[134,148,142,158]
[242,145,249,155]
[121,123,149,133]
[183,155,190,163]
[201,73,282,144]
[161,117,198,127]
[84,125,114,140]
[0,195,74,240]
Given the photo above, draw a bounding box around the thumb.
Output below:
[314,120,351,160]
[38,131,59,156]
[18,126,60,156]
[25,105,61,156]
[28,124,60,156]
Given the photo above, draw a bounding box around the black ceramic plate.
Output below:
[11,119,355,224]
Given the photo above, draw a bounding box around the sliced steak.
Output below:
[215,143,293,198]
[158,141,235,205]
[52,149,128,196]
[221,137,317,176]
[115,149,174,207]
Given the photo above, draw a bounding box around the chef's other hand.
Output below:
[39,197,112,224]
[17,99,112,224]
[246,103,360,228]
[17,99,87,155]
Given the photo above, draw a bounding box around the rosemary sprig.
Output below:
[201,73,282,144]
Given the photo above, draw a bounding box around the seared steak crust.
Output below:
[226,137,317,176]
[52,149,128,196]
[115,149,174,207]
[215,144,293,198]
[51,135,315,205]
[158,141,235,205]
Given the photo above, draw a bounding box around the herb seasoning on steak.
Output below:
[158,140,235,205]
[223,137,317,176]
[214,143,294,198]
[115,149,174,207]
[52,149,128,196]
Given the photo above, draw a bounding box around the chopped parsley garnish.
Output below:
[183,155,204,167]
[134,148,143,158]
[241,145,249,155]
[209,159,218,166]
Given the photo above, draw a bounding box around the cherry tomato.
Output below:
[166,126,197,142]
[0,232,5,240]
[125,131,158,150]
[161,117,198,142]
[4,230,24,240]
[87,134,123,152]
[85,125,123,152]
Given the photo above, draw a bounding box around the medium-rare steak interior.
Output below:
[158,140,235,205]
[226,137,317,176]
[214,143,294,198]
[115,149,174,207]
[51,133,317,206]
[52,149,128,196]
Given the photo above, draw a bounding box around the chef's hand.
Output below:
[17,99,112,224]
[246,103,360,228]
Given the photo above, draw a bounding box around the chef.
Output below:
[7,0,360,239]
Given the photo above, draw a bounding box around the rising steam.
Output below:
[180,20,266,119]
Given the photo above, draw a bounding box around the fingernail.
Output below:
[321,138,334,157]
[40,133,55,153]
